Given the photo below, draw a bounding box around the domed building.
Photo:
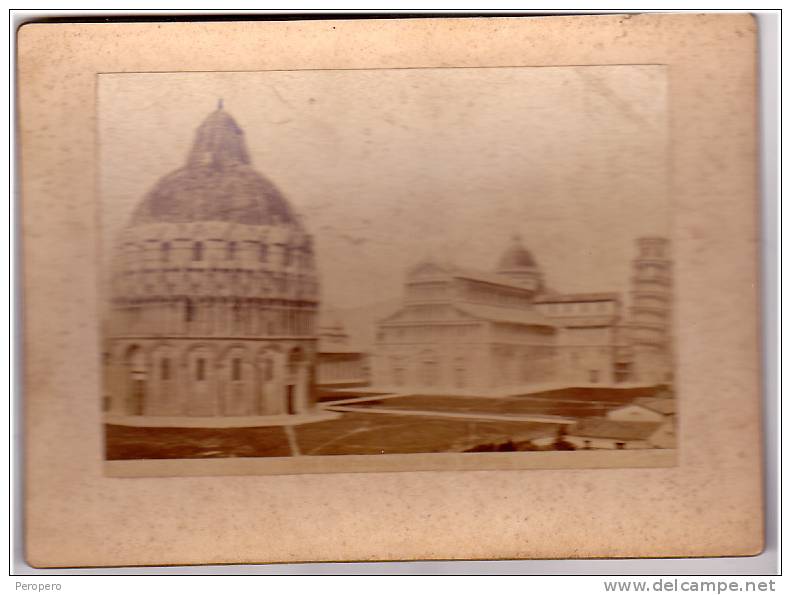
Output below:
[103,103,321,420]
[372,235,670,391]
[371,237,558,392]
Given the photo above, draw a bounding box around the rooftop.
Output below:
[129,104,299,228]
[569,419,661,440]
[632,397,676,415]
[456,303,556,328]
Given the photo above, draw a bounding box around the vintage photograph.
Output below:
[20,14,766,568]
[98,66,676,470]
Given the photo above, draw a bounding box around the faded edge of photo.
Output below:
[105,449,677,478]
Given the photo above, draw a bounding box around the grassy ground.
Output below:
[345,386,665,419]
[105,413,557,459]
[510,386,664,402]
[346,395,607,418]
[293,412,555,456]
[104,386,666,460]
[104,424,291,459]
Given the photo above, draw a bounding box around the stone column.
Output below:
[270,353,286,415]
[224,300,233,336]
[157,302,166,334]
[295,362,310,413]
[176,300,185,335]
[107,354,127,415]
[170,301,178,335]
[177,356,189,415]
[216,358,227,416]
[205,300,214,336]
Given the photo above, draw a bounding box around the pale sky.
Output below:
[98,66,668,311]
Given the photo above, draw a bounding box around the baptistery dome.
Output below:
[104,103,321,422]
[130,106,298,227]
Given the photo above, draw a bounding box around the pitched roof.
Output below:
[455,303,556,328]
[452,267,532,290]
[569,419,661,440]
[407,260,533,292]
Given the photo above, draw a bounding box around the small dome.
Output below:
[498,234,537,270]
[129,104,298,227]
[186,106,251,167]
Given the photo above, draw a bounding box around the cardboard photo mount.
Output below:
[19,14,763,567]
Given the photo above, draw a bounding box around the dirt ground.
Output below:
[104,386,666,460]
[105,413,556,459]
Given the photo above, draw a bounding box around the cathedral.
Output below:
[103,103,320,419]
[372,236,672,392]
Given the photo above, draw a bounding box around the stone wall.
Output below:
[104,338,317,417]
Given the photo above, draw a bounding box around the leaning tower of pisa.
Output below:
[628,237,673,385]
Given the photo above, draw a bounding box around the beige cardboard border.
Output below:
[19,14,763,566]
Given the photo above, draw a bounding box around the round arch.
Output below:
[220,344,255,416]
[183,343,217,416]
[149,343,178,415]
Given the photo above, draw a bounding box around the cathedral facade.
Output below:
[103,104,320,418]
[372,236,672,392]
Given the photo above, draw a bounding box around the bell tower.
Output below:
[628,237,672,384]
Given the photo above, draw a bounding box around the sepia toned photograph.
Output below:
[19,13,767,567]
[98,66,677,473]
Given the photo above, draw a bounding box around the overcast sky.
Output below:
[99,66,668,310]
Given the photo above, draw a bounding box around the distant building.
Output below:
[607,396,676,423]
[317,315,369,386]
[533,292,625,385]
[372,235,672,392]
[532,419,663,450]
[103,104,320,419]
[371,238,556,392]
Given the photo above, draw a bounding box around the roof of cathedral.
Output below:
[455,303,556,328]
[452,268,535,289]
[408,260,539,292]
[497,234,538,270]
[129,103,299,227]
